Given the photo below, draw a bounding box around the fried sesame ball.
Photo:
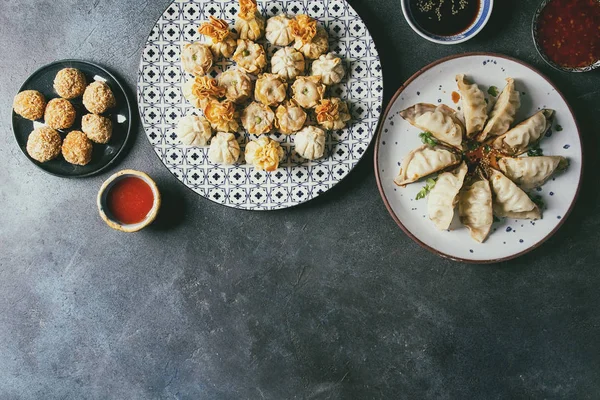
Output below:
[83,81,116,114]
[62,130,93,166]
[81,114,112,144]
[54,68,87,99]
[44,98,76,130]
[13,90,46,120]
[26,126,62,162]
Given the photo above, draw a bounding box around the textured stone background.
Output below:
[1,0,599,399]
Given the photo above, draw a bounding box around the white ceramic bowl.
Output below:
[401,0,494,45]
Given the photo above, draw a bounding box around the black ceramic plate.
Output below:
[12,59,132,178]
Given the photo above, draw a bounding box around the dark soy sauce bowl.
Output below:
[400,0,494,45]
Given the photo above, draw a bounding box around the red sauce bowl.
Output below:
[532,0,600,72]
[97,169,161,232]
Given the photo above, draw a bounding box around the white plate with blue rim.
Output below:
[137,0,383,210]
[374,53,583,263]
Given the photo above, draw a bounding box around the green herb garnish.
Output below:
[529,194,545,209]
[419,131,438,146]
[242,50,250,57]
[255,116,262,124]
[484,144,491,153]
[527,146,544,157]
[488,86,499,97]
[192,54,197,61]
[416,178,437,200]
[555,124,563,131]
[302,88,309,95]
[466,140,479,151]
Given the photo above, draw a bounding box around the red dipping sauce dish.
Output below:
[533,0,600,72]
[97,170,161,232]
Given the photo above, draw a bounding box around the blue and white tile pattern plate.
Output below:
[137,0,383,210]
[375,54,582,263]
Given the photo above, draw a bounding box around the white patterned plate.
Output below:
[137,0,383,210]
[375,53,582,263]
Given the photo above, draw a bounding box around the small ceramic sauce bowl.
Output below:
[401,0,493,45]
[532,0,600,73]
[97,169,161,232]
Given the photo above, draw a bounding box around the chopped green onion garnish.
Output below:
[419,131,438,146]
[487,86,499,97]
[527,146,543,157]
[416,178,437,200]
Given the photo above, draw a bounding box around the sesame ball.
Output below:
[54,68,87,99]
[26,126,62,162]
[44,98,76,130]
[83,81,116,114]
[13,90,46,120]
[81,114,112,144]
[62,130,93,166]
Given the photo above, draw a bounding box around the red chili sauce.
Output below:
[107,177,154,225]
[465,143,500,170]
[451,91,461,104]
[537,0,600,68]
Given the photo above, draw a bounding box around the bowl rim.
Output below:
[400,0,494,45]
[531,0,600,73]
[97,169,161,232]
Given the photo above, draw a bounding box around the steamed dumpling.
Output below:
[241,102,275,135]
[394,145,461,186]
[498,155,568,189]
[182,76,225,109]
[455,74,488,137]
[271,47,305,81]
[208,132,240,164]
[290,15,329,59]
[294,26,329,59]
[198,16,238,58]
[479,77,521,141]
[315,98,351,131]
[232,39,267,75]
[266,15,293,46]
[427,162,468,230]
[291,76,325,108]
[400,103,464,149]
[458,175,494,243]
[491,109,555,156]
[176,114,213,146]
[275,100,307,134]
[203,99,240,133]
[294,126,326,160]
[181,43,214,76]
[489,168,541,220]
[311,53,345,85]
[235,0,265,41]
[245,136,284,172]
[254,73,287,106]
[182,79,203,109]
[217,67,253,104]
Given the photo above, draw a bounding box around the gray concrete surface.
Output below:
[1,0,599,399]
